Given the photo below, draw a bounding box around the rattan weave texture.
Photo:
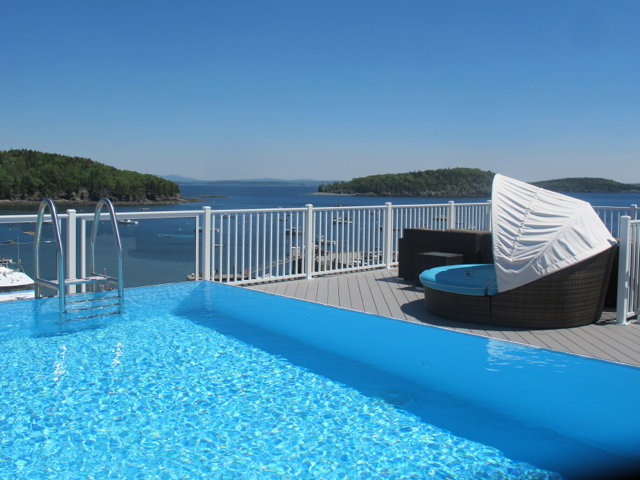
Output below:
[423,246,617,329]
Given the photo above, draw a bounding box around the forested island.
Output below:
[531,177,639,193]
[0,150,192,204]
[319,168,495,197]
[319,168,639,197]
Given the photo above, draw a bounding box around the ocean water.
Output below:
[0,185,638,289]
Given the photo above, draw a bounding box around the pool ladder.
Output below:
[34,198,124,319]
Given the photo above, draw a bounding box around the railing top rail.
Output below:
[77,210,204,221]
[314,205,387,212]
[453,202,492,207]
[0,210,206,223]
[0,213,69,224]
[208,207,307,214]
[391,203,451,209]
[594,205,635,210]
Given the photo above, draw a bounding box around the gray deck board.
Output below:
[245,268,640,367]
[346,274,365,312]
[327,276,340,307]
[337,275,352,309]
[293,279,309,300]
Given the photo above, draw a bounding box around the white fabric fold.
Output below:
[491,174,616,293]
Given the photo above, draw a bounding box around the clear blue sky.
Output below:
[1,0,638,182]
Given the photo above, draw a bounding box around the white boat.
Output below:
[0,258,35,300]
[118,219,138,225]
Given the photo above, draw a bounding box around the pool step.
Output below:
[65,308,122,322]
[64,293,123,320]
[65,294,120,306]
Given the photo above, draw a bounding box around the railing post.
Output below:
[80,219,86,293]
[202,207,211,281]
[384,202,393,268]
[448,201,456,230]
[305,204,314,279]
[616,216,631,324]
[66,209,76,294]
[631,204,638,221]
[485,200,492,231]
[194,215,200,281]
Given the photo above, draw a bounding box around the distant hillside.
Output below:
[531,177,639,193]
[161,175,339,186]
[161,175,202,184]
[320,168,495,197]
[320,170,639,197]
[0,150,183,203]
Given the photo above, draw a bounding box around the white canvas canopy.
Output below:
[491,174,616,293]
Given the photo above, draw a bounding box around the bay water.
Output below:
[0,184,637,289]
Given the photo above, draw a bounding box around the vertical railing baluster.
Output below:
[617,216,631,324]
[227,215,231,280]
[261,213,266,278]
[80,218,87,292]
[211,213,221,281]
[202,207,211,281]
[241,214,245,282]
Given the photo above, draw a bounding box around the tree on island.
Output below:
[0,149,181,202]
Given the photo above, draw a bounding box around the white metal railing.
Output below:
[207,207,310,284]
[314,205,388,276]
[594,205,638,238]
[1,201,637,294]
[617,216,640,324]
[0,209,202,294]
[389,201,492,267]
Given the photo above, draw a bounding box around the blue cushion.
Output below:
[419,264,497,296]
[486,279,499,296]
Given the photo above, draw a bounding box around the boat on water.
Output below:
[118,219,139,225]
[0,258,35,300]
[4,239,16,245]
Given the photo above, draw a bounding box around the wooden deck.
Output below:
[246,268,640,367]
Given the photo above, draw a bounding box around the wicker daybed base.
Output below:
[423,246,617,329]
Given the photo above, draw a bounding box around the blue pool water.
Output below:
[1,282,639,479]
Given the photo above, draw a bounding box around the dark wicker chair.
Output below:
[423,246,618,329]
[399,228,493,281]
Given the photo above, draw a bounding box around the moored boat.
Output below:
[0,257,35,297]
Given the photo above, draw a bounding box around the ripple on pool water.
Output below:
[0,309,562,479]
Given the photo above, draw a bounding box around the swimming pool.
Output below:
[1,282,639,479]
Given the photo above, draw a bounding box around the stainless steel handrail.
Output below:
[33,199,66,312]
[90,198,124,308]
[32,197,124,316]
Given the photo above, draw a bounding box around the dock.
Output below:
[246,268,640,367]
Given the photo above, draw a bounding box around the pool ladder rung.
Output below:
[66,310,121,321]
[65,295,121,305]
[65,301,122,313]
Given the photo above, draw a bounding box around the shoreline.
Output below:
[0,197,202,206]
[307,192,356,196]
[308,192,491,198]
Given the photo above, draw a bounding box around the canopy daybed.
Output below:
[418,175,618,329]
